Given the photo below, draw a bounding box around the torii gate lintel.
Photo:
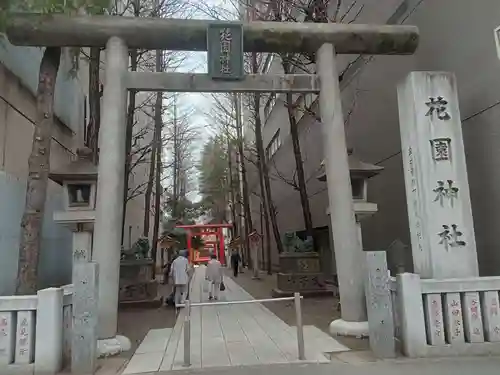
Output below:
[6,13,418,54]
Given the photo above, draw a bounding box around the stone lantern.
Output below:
[49,147,100,372]
[318,148,383,254]
[49,147,97,263]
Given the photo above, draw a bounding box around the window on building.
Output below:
[264,93,277,120]
[266,129,281,161]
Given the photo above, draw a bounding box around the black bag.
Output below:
[220,281,226,291]
[165,291,175,307]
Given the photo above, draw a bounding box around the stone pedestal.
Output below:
[272,252,329,297]
[119,259,160,307]
[397,72,478,279]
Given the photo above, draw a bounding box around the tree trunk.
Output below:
[252,55,284,261]
[234,94,252,263]
[262,198,272,273]
[260,201,265,269]
[16,47,61,295]
[121,49,138,245]
[253,93,283,266]
[86,46,101,163]
[151,105,162,277]
[151,47,163,277]
[286,92,314,237]
[233,158,242,238]
[143,138,156,237]
[227,137,238,237]
[172,107,178,219]
[283,61,314,243]
[255,133,274,274]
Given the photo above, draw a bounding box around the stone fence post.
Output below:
[396,273,427,357]
[364,251,396,358]
[34,287,64,374]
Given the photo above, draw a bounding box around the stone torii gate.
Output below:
[7,14,418,351]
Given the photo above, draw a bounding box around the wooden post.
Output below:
[364,251,396,358]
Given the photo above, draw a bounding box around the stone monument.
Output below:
[397,72,478,279]
[273,232,329,297]
[119,237,161,308]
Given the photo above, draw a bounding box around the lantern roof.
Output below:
[317,148,384,182]
[49,147,98,185]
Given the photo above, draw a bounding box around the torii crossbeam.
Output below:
[5,13,419,346]
[6,14,418,53]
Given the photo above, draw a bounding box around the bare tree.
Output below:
[249,52,284,270]
[117,0,189,246]
[161,95,199,223]
[202,92,256,264]
[199,0,364,249]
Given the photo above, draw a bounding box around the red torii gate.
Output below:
[176,223,232,266]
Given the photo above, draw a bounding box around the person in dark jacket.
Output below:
[230,249,241,277]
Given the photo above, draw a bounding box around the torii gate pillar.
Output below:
[317,44,369,337]
[92,37,131,355]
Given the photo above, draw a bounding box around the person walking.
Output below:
[170,249,189,308]
[230,249,241,277]
[206,253,223,300]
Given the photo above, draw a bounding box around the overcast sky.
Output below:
[167,0,238,203]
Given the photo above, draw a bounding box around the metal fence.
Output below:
[180,292,305,366]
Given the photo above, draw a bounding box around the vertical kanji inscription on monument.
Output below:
[397,72,478,279]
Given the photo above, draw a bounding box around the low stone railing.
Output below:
[0,284,73,374]
[365,251,500,358]
[397,273,500,357]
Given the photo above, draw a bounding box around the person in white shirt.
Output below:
[170,249,189,307]
[205,254,223,300]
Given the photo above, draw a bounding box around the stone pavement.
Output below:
[122,266,349,374]
[126,356,500,375]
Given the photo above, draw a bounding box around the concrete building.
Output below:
[0,44,81,294]
[0,39,155,294]
[246,0,500,277]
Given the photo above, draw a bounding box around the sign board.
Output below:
[207,22,244,80]
[495,26,500,60]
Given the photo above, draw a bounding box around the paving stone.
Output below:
[123,266,349,373]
